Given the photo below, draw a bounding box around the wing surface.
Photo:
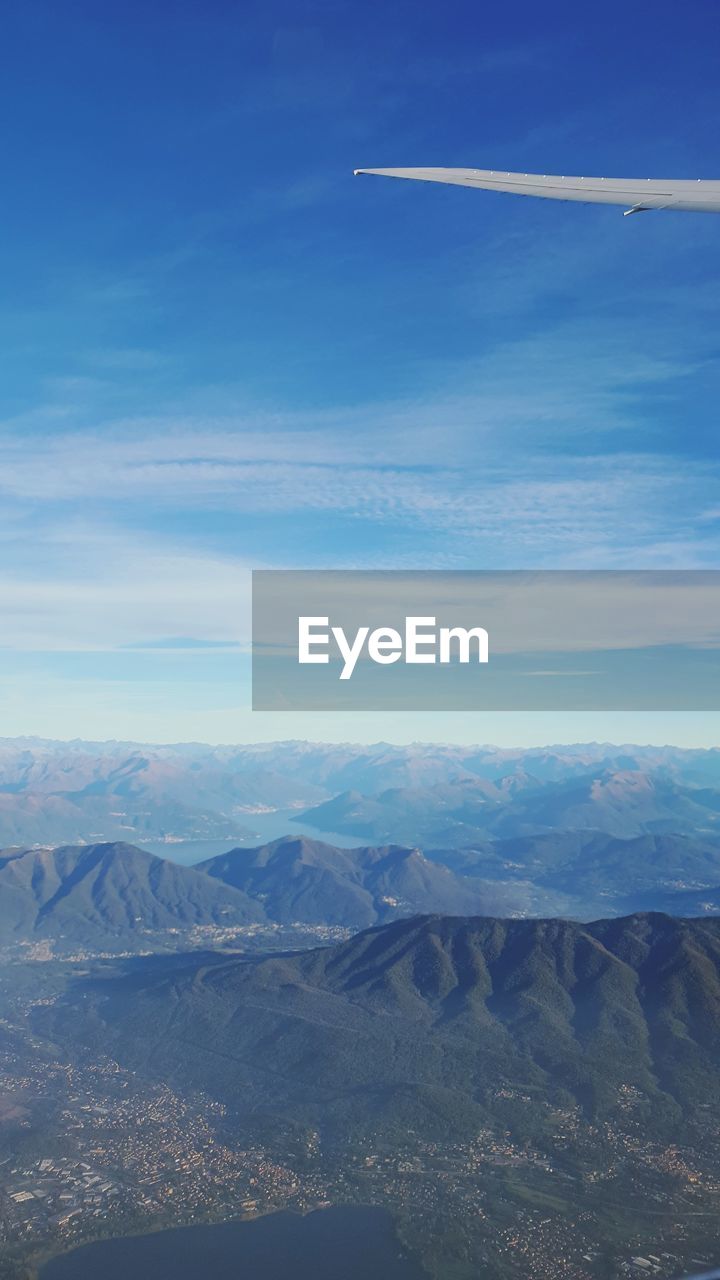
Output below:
[354,167,720,213]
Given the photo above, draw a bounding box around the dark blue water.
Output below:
[40,1205,425,1280]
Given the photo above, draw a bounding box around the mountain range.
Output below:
[2,736,720,846]
[300,769,720,845]
[6,827,720,955]
[39,911,720,1141]
[0,837,500,954]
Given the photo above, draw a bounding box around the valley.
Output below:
[1,740,720,1278]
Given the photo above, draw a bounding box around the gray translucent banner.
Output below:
[252,570,720,711]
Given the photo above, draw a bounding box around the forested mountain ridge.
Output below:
[38,912,720,1140]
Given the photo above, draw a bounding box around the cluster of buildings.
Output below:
[0,1049,329,1266]
[0,1027,719,1280]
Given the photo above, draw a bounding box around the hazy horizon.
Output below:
[1,725,718,750]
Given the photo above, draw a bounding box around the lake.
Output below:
[40,1205,426,1280]
[140,810,363,866]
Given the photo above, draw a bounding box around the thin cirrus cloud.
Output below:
[0,450,715,662]
[0,297,716,661]
[0,424,718,583]
[0,338,713,516]
[0,528,254,653]
[0,431,714,542]
[0,364,714,689]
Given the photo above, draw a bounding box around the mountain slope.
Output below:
[41,912,720,1139]
[198,836,488,928]
[300,770,720,845]
[0,842,263,951]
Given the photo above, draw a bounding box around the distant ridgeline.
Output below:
[1,737,720,847]
[5,828,720,954]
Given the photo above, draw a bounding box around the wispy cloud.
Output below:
[0,364,717,619]
[0,418,711,523]
[0,437,714,660]
[0,526,253,652]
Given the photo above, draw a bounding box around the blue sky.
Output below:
[2,0,720,745]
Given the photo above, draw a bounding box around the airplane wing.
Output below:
[353,167,720,214]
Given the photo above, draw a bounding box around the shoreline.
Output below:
[27,1199,425,1280]
[27,1203,283,1280]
